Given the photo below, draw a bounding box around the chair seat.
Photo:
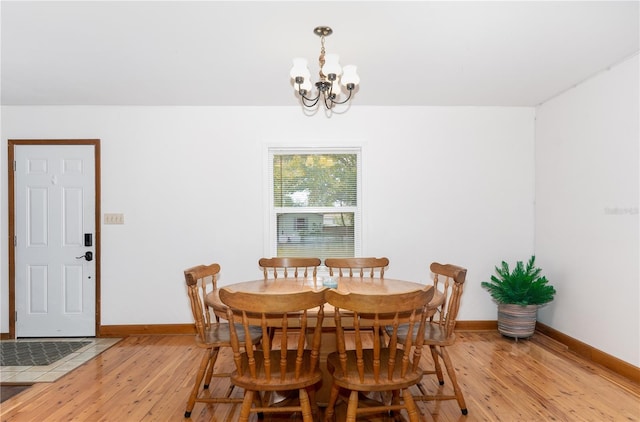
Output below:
[195,323,262,347]
[326,349,423,392]
[390,323,457,346]
[231,349,323,392]
[422,324,456,345]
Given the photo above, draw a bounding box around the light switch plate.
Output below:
[104,213,124,224]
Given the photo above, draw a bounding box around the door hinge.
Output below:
[13,160,16,171]
[14,236,17,247]
[15,311,17,322]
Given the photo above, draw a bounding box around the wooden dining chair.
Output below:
[323,287,434,422]
[183,263,262,418]
[219,288,326,422]
[258,257,321,279]
[259,257,322,344]
[324,257,390,343]
[390,262,469,415]
[324,257,389,278]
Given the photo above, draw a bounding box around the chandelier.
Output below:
[290,26,360,110]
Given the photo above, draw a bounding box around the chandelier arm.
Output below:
[303,98,321,108]
[300,92,322,108]
[327,88,354,106]
[323,94,335,110]
[299,89,320,102]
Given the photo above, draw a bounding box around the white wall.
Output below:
[1,106,535,332]
[535,55,639,366]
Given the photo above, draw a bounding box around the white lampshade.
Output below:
[341,65,360,87]
[322,53,342,77]
[290,58,310,80]
[330,80,343,97]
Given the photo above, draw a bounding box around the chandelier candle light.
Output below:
[290,26,360,110]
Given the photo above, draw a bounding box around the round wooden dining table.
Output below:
[206,276,442,313]
[205,276,443,405]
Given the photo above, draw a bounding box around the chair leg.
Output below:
[299,387,314,422]
[307,385,321,420]
[391,389,401,406]
[389,389,402,420]
[441,346,468,415]
[239,390,254,422]
[323,383,341,422]
[430,345,445,385]
[346,390,359,422]
[203,347,219,388]
[184,348,211,417]
[253,391,264,419]
[402,389,422,422]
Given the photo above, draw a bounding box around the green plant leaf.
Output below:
[481,256,555,305]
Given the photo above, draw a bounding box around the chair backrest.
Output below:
[324,257,389,278]
[429,262,467,337]
[325,287,434,383]
[258,257,321,278]
[219,288,326,383]
[184,263,221,342]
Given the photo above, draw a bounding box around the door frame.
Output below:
[5,139,101,339]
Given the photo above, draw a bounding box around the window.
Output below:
[267,147,361,262]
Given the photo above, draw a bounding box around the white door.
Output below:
[14,145,96,337]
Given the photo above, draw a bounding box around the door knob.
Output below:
[76,251,93,261]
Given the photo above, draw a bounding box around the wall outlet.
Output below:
[104,213,124,224]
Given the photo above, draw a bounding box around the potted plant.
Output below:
[481,256,556,339]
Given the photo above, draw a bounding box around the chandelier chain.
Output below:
[318,35,326,80]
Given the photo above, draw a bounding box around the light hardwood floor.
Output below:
[0,331,638,421]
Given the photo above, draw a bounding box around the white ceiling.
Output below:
[1,1,638,107]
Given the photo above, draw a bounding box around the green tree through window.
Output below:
[273,154,357,207]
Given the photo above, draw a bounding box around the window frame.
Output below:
[265,146,362,261]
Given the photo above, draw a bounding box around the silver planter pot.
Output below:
[497,303,538,339]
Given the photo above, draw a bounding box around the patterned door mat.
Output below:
[0,341,91,366]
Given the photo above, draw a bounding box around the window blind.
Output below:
[270,151,360,262]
